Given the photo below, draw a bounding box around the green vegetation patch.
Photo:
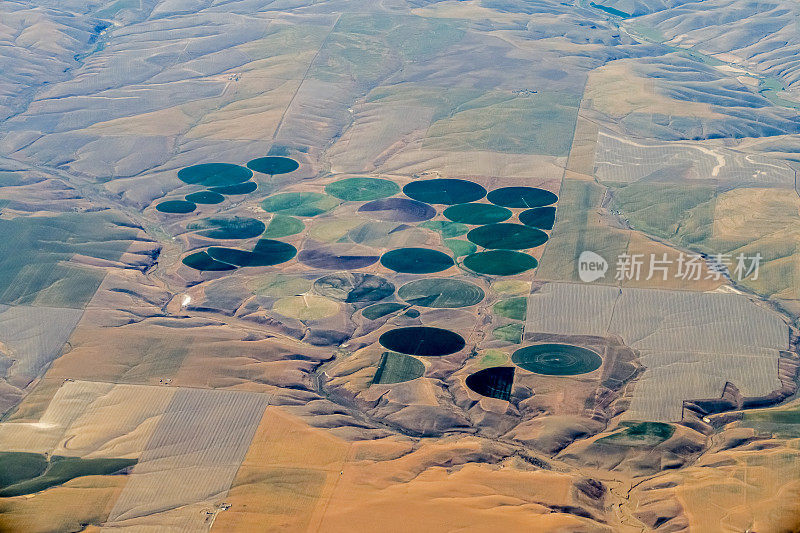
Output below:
[487,187,558,208]
[467,223,548,250]
[325,177,400,201]
[465,366,515,401]
[512,344,602,376]
[372,352,426,384]
[362,302,407,320]
[178,163,253,187]
[443,203,513,225]
[207,239,297,267]
[419,221,468,238]
[263,215,304,238]
[0,212,138,307]
[185,191,225,204]
[492,323,523,344]
[519,206,556,230]
[479,349,509,367]
[443,239,477,257]
[187,216,266,239]
[380,247,454,274]
[250,273,312,297]
[209,181,258,195]
[379,326,466,356]
[314,273,395,302]
[403,179,486,205]
[597,422,675,446]
[182,251,237,271]
[493,297,527,320]
[0,453,136,497]
[463,250,538,276]
[398,278,484,308]
[261,192,340,217]
[246,156,299,175]
[156,200,196,214]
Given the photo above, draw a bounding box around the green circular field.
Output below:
[419,221,468,238]
[373,352,425,384]
[467,223,548,250]
[443,203,512,225]
[187,217,266,239]
[209,181,258,195]
[519,206,556,230]
[263,215,304,238]
[379,326,465,356]
[325,177,399,201]
[403,179,486,205]
[398,278,484,308]
[185,191,225,204]
[462,250,537,276]
[314,273,395,303]
[246,156,300,175]
[182,251,236,271]
[486,187,558,208]
[380,248,454,274]
[207,239,296,267]
[156,200,196,214]
[261,192,339,217]
[511,344,602,375]
[178,163,253,187]
[362,303,407,320]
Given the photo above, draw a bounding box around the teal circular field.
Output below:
[487,187,558,208]
[156,200,196,214]
[362,303,407,320]
[380,248,454,274]
[261,192,339,217]
[247,156,299,175]
[443,203,513,225]
[465,366,515,401]
[403,179,486,205]
[185,191,225,204]
[178,163,253,187]
[207,239,296,267]
[467,223,548,250]
[462,250,537,276]
[325,177,399,201]
[512,344,602,375]
[519,206,556,230]
[182,251,236,271]
[209,181,258,195]
[398,278,484,308]
[379,326,465,357]
[187,217,266,239]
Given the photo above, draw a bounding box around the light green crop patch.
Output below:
[310,14,465,85]
[423,91,581,156]
[0,212,139,308]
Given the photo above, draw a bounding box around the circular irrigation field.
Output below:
[379,326,465,357]
[207,239,296,267]
[519,206,556,230]
[487,187,558,208]
[187,217,266,239]
[462,250,538,276]
[178,163,253,187]
[261,192,339,217]
[380,248,454,274]
[246,156,299,175]
[467,223,548,250]
[465,366,515,401]
[325,177,399,201]
[511,344,602,376]
[185,191,224,204]
[358,198,435,222]
[397,278,484,308]
[403,178,486,205]
[443,203,512,225]
[314,272,395,302]
[156,200,195,214]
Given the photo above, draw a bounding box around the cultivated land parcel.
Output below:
[1,0,800,531]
